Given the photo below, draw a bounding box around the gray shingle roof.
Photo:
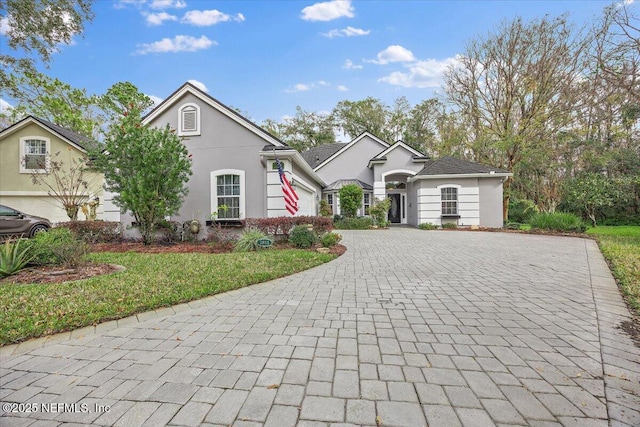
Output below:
[324,179,373,191]
[416,156,509,176]
[301,143,347,169]
[30,116,99,151]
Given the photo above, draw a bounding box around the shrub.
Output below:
[234,228,270,252]
[338,184,363,217]
[23,227,88,267]
[528,212,587,233]
[508,198,538,223]
[334,217,373,230]
[369,198,391,227]
[319,200,333,217]
[156,220,182,243]
[0,239,32,277]
[289,225,318,249]
[321,232,342,247]
[418,223,438,230]
[442,222,457,229]
[58,221,124,243]
[244,216,332,240]
[206,226,238,245]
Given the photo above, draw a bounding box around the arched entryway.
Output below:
[376,170,414,225]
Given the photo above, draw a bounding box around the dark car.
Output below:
[0,205,51,238]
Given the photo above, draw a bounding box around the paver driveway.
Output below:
[1,229,638,427]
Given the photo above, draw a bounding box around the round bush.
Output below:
[321,232,342,247]
[289,225,318,249]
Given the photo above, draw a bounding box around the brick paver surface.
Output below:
[1,229,638,426]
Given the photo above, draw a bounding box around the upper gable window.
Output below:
[20,137,50,173]
[178,103,200,136]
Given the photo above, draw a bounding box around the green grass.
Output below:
[0,250,335,345]
[587,226,640,316]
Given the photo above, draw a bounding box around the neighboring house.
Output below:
[0,116,108,224]
[302,133,512,227]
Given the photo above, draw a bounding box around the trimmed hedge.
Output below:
[244,216,333,240]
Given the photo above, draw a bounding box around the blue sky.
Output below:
[1,0,633,125]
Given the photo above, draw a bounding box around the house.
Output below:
[138,82,510,230]
[0,116,109,224]
[302,133,511,227]
[138,82,325,230]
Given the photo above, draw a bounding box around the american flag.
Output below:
[276,157,299,215]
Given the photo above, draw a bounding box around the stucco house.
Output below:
[0,116,107,223]
[136,82,325,230]
[136,82,510,229]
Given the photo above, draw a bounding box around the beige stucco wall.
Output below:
[0,122,104,223]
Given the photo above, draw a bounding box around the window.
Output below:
[217,175,240,218]
[178,103,200,136]
[20,137,50,173]
[211,169,245,220]
[363,193,371,215]
[327,194,334,214]
[441,187,458,216]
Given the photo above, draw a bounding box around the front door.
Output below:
[388,194,401,223]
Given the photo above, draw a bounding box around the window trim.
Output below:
[363,192,371,216]
[20,136,50,174]
[211,169,245,220]
[178,102,201,136]
[438,184,460,217]
[326,193,334,215]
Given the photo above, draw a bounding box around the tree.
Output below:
[93,83,193,245]
[1,70,102,138]
[444,15,588,220]
[338,184,363,218]
[1,0,95,89]
[332,97,390,140]
[561,173,628,226]
[27,150,96,220]
[264,107,335,151]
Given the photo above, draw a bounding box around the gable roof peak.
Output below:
[0,115,97,152]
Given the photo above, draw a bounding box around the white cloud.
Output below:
[182,10,245,26]
[0,98,13,114]
[285,83,313,93]
[342,59,363,70]
[337,85,348,91]
[136,35,215,54]
[187,79,208,92]
[301,0,354,21]
[144,11,177,25]
[368,45,416,65]
[285,80,336,93]
[378,56,460,88]
[114,0,146,9]
[150,0,186,9]
[0,16,9,35]
[323,26,369,38]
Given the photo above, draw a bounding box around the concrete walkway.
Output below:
[1,229,638,427]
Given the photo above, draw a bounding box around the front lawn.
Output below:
[0,250,335,345]
[587,226,640,316]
